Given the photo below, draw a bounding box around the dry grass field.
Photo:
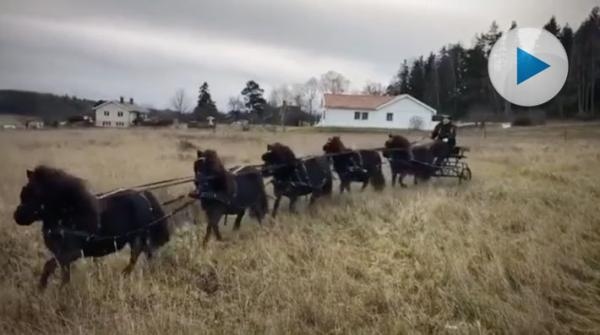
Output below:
[1,124,600,334]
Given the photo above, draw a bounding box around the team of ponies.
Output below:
[14,134,451,289]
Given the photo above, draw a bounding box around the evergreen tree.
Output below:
[423,53,439,109]
[193,82,219,120]
[241,80,267,124]
[387,59,410,95]
[408,56,426,100]
[543,16,561,36]
[385,11,599,121]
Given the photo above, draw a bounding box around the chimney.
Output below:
[129,97,134,104]
[119,96,124,103]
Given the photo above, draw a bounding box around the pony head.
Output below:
[13,166,97,226]
[322,136,345,153]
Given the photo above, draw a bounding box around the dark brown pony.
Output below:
[13,166,170,289]
[383,134,413,187]
[261,143,332,216]
[192,150,268,246]
[322,136,385,193]
[384,135,453,185]
[409,140,452,184]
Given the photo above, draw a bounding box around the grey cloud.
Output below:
[0,0,596,109]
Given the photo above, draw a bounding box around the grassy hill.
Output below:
[0,90,96,122]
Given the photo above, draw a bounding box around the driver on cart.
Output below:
[431,115,457,149]
[431,115,457,165]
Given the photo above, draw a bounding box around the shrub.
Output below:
[177,139,197,151]
[511,116,534,127]
[409,116,424,130]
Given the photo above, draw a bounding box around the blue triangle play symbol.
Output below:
[517,48,550,85]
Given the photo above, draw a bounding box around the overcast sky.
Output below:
[0,0,596,110]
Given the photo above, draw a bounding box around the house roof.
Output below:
[323,94,394,110]
[323,93,436,114]
[92,101,149,113]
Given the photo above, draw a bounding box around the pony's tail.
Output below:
[250,178,268,221]
[143,191,171,248]
[369,165,386,191]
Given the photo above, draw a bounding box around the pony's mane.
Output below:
[323,136,347,153]
[196,150,234,194]
[198,150,227,175]
[31,165,99,217]
[385,135,411,148]
[268,143,297,162]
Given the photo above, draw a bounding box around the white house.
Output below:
[93,97,148,128]
[318,94,437,130]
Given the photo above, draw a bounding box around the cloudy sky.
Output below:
[0,0,596,110]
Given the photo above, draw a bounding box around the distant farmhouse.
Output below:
[318,94,437,130]
[93,97,148,128]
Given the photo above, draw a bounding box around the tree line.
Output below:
[178,70,353,125]
[177,6,599,123]
[386,7,600,120]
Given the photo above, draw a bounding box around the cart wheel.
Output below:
[459,167,472,183]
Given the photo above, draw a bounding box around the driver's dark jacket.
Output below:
[431,122,456,140]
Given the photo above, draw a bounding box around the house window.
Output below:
[102,121,111,126]
[117,112,124,117]
[115,122,125,127]
[361,112,368,120]
[354,112,360,120]
[104,111,109,116]
[386,113,393,121]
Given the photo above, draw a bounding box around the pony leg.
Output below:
[202,223,213,248]
[309,193,317,206]
[39,258,58,290]
[58,251,80,287]
[203,207,225,247]
[399,173,407,188]
[211,208,224,241]
[341,180,351,193]
[272,196,282,217]
[213,222,223,241]
[233,211,245,230]
[391,172,397,187]
[60,264,71,286]
[289,196,299,213]
[122,237,143,275]
[361,179,368,191]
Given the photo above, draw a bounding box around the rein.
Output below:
[44,195,195,244]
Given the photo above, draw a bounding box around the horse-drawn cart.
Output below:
[433,146,472,183]
[408,146,472,183]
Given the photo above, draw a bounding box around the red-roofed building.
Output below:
[318,94,437,130]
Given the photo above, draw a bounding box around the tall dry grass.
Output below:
[1,125,600,334]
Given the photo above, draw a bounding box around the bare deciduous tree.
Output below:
[302,77,320,115]
[362,81,385,96]
[228,95,245,112]
[319,70,350,94]
[170,89,190,114]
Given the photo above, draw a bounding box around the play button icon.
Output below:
[517,48,550,84]
[488,27,568,107]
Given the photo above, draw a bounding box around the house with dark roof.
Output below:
[93,97,148,128]
[318,94,437,130]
